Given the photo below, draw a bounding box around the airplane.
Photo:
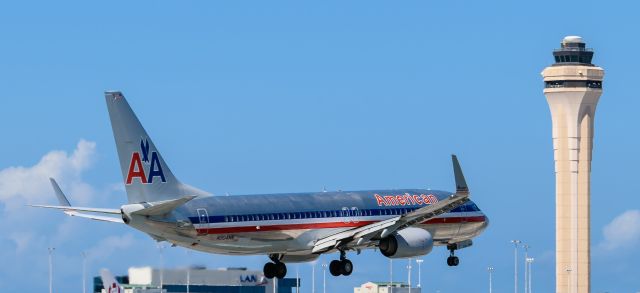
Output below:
[100,269,123,293]
[33,91,489,279]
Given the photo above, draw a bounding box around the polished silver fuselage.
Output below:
[125,189,488,260]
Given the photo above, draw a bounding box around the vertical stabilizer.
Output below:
[100,269,123,293]
[105,91,209,203]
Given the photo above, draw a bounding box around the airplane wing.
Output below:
[312,155,470,254]
[29,178,124,223]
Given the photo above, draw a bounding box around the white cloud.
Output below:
[0,140,98,255]
[600,210,640,251]
[0,139,96,203]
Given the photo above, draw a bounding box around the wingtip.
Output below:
[451,155,469,195]
[104,91,125,101]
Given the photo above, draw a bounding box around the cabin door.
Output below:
[196,208,209,235]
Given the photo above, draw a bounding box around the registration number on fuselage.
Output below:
[216,234,236,241]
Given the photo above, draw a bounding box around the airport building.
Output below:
[94,266,300,293]
[354,282,421,293]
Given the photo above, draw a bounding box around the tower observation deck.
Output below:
[542,36,604,293]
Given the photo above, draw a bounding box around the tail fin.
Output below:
[105,91,209,203]
[100,269,123,293]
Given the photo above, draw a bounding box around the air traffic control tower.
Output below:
[542,36,604,293]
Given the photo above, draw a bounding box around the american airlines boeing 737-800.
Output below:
[34,91,489,279]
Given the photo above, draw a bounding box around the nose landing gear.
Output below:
[446,244,460,266]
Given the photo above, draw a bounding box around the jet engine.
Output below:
[379,227,434,258]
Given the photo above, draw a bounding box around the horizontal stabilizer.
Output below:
[132,195,197,216]
[30,177,123,223]
[30,204,121,214]
[64,211,124,223]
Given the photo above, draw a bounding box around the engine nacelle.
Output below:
[379,228,434,259]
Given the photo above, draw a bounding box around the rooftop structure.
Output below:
[354,282,421,293]
[94,266,300,293]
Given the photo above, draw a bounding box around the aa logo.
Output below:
[126,138,166,184]
[107,283,121,293]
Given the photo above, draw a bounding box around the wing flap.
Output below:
[312,216,400,254]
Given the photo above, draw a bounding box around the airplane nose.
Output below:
[481,213,490,230]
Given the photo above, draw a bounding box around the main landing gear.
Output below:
[263,254,287,279]
[446,244,460,267]
[329,250,353,276]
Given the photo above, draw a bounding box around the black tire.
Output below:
[275,262,287,279]
[329,260,342,276]
[340,259,353,276]
[452,256,460,266]
[446,256,453,266]
[264,262,276,279]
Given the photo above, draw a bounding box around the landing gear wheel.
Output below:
[329,260,342,276]
[340,259,353,276]
[263,262,276,279]
[446,256,459,266]
[275,262,287,279]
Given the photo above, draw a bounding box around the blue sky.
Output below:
[1,0,639,292]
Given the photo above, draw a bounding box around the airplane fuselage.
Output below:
[127,189,488,259]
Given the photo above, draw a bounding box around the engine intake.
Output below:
[379,228,434,258]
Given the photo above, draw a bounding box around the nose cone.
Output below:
[480,213,490,231]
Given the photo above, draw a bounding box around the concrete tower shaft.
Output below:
[542,36,604,293]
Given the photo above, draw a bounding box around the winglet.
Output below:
[452,155,469,195]
[50,178,71,206]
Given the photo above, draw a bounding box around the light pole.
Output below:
[526,257,534,293]
[407,258,412,293]
[273,276,277,293]
[81,251,87,293]
[48,247,55,293]
[415,259,424,288]
[296,264,300,293]
[389,259,393,293]
[488,266,494,293]
[158,243,164,290]
[522,244,530,293]
[322,263,327,293]
[311,263,316,293]
[185,250,190,293]
[511,240,521,293]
